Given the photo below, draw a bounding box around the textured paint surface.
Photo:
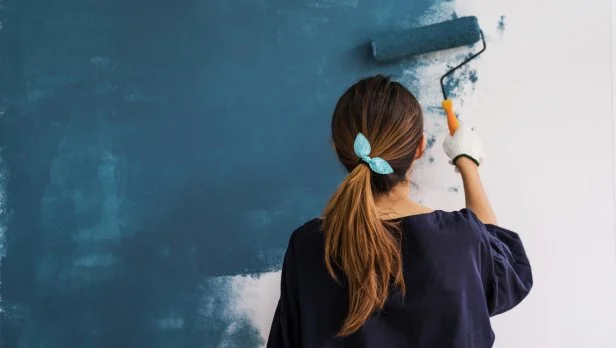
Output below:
[0,0,480,346]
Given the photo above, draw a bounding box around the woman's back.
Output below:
[267,75,532,347]
[268,209,532,348]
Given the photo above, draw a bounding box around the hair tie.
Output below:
[353,133,394,175]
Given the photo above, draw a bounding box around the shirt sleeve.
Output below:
[267,233,301,348]
[465,209,533,316]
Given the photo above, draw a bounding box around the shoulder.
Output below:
[281,218,324,267]
[430,209,523,246]
[288,218,323,246]
[439,208,483,225]
[424,208,488,243]
[283,218,323,252]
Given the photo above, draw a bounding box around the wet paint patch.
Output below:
[0,0,466,346]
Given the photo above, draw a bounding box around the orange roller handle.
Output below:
[442,99,459,135]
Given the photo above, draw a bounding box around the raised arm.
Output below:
[443,125,497,225]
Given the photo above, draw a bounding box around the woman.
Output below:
[267,75,532,347]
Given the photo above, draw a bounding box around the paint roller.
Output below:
[370,16,486,135]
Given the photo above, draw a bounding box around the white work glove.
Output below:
[442,125,485,167]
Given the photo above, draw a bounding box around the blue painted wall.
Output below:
[0,0,439,346]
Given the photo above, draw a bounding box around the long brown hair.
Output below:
[322,75,424,336]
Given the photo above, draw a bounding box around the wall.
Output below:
[0,0,615,347]
[448,1,616,347]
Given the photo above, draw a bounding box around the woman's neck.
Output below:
[374,182,432,220]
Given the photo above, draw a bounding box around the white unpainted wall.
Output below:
[213,0,616,347]
[451,0,616,347]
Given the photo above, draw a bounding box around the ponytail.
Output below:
[322,164,405,336]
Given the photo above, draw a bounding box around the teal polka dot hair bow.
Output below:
[354,133,394,175]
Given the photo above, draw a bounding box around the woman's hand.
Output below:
[442,125,485,167]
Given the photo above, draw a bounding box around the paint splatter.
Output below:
[448,186,459,193]
[442,63,480,100]
[428,156,435,163]
[497,15,506,33]
[426,134,437,150]
[469,70,478,84]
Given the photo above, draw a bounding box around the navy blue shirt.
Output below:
[267,209,532,348]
